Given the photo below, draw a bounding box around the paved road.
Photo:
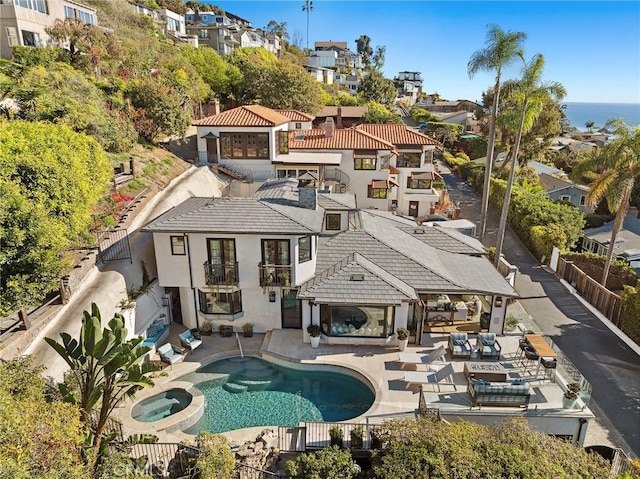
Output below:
[24,166,227,381]
[443,164,640,456]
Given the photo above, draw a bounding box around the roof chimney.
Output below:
[298,186,317,210]
[324,117,335,138]
[336,106,343,129]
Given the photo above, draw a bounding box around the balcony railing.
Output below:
[259,263,292,287]
[204,262,239,286]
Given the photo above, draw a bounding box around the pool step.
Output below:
[134,398,180,420]
[235,379,271,391]
[223,382,248,394]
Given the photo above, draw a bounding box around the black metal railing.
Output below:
[107,442,201,478]
[236,464,290,479]
[204,261,239,286]
[324,167,351,186]
[258,264,292,287]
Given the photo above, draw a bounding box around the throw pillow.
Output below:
[511,379,525,385]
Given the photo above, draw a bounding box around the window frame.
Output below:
[326,213,341,231]
[261,239,290,266]
[198,289,243,315]
[170,236,186,255]
[278,130,289,154]
[298,236,312,263]
[354,157,377,170]
[368,186,388,199]
[220,132,270,159]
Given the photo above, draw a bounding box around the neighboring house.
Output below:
[0,0,98,59]
[313,106,368,128]
[393,71,423,91]
[314,40,363,71]
[582,214,640,275]
[142,179,516,347]
[356,123,441,218]
[538,173,592,214]
[416,100,481,114]
[435,111,478,134]
[304,64,334,85]
[332,73,360,95]
[548,137,598,156]
[187,23,239,55]
[529,160,569,179]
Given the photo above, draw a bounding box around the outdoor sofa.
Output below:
[467,378,531,408]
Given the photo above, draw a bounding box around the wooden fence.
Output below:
[556,257,622,325]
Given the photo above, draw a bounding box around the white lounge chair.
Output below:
[179,329,202,351]
[398,345,446,367]
[403,363,457,391]
[157,343,184,365]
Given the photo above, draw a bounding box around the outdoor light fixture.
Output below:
[495,297,503,308]
[162,297,170,307]
[269,291,276,302]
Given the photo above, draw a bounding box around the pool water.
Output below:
[178,356,374,433]
[132,388,193,423]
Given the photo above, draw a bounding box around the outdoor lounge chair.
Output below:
[476,332,502,360]
[398,345,447,368]
[157,343,185,365]
[403,363,457,391]
[179,329,202,351]
[448,332,472,359]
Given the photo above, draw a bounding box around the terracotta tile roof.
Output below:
[288,129,394,151]
[275,110,315,122]
[357,124,440,146]
[193,105,290,127]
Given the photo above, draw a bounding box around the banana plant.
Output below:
[45,303,161,468]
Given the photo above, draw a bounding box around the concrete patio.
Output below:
[114,325,594,446]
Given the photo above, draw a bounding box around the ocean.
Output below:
[562,102,640,130]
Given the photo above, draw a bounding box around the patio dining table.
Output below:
[525,334,557,377]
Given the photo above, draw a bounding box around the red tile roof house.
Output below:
[193,104,442,214]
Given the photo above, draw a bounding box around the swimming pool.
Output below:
[132,388,193,423]
[177,356,374,433]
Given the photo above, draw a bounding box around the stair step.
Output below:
[223,382,248,394]
[235,379,272,391]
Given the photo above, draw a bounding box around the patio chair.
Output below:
[398,345,446,368]
[157,343,185,365]
[179,329,202,351]
[476,332,502,360]
[448,332,472,359]
[403,363,457,391]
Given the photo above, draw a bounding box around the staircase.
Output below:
[324,167,350,193]
[210,164,246,181]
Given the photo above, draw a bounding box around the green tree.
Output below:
[226,47,279,102]
[585,120,596,132]
[468,24,527,242]
[361,101,401,124]
[127,77,191,141]
[265,20,290,45]
[494,53,566,267]
[0,356,88,478]
[372,416,610,479]
[358,69,397,109]
[302,0,314,51]
[259,60,325,113]
[195,432,236,479]
[573,119,640,286]
[45,303,160,470]
[356,34,373,67]
[285,445,360,479]
[0,121,111,315]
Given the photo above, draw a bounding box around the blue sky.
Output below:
[206,1,640,104]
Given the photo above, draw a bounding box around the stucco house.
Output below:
[582,214,640,275]
[538,173,592,214]
[142,179,517,347]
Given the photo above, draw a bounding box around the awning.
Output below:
[200,132,219,139]
[411,171,442,180]
[389,166,400,174]
[298,171,318,181]
[371,178,399,188]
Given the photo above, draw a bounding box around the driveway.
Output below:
[443,163,640,456]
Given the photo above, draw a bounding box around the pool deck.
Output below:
[113,327,594,445]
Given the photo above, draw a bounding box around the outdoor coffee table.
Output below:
[464,362,508,382]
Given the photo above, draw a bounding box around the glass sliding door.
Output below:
[281,290,302,329]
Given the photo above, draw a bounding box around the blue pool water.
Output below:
[178,356,374,433]
[132,388,193,422]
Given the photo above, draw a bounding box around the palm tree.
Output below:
[573,119,640,286]
[468,25,527,242]
[493,53,566,268]
[46,303,160,469]
[302,0,314,52]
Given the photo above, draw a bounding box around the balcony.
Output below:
[204,262,239,286]
[259,264,292,287]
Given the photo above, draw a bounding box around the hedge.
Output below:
[620,284,640,345]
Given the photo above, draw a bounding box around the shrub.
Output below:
[620,283,640,345]
[195,432,235,479]
[285,445,359,479]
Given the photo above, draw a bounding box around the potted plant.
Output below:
[219,324,233,337]
[396,327,410,351]
[241,322,254,338]
[307,324,321,349]
[504,315,520,332]
[329,425,343,448]
[350,424,364,449]
[199,321,213,336]
[563,382,581,409]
